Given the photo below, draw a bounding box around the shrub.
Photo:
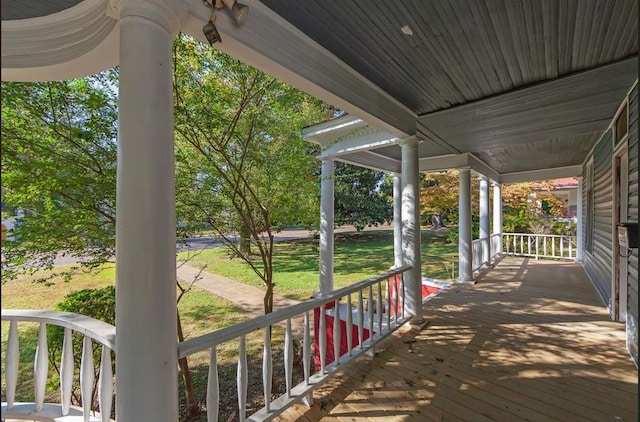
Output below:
[47,286,115,410]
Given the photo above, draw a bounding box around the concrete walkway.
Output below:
[176,261,305,333]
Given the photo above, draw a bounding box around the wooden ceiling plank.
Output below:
[473,0,515,92]
[598,0,624,63]
[615,1,639,59]
[484,0,523,88]
[541,0,559,79]
[429,0,484,101]
[504,0,530,83]
[571,0,587,70]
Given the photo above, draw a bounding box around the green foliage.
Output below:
[47,286,116,409]
[172,34,333,312]
[1,71,119,282]
[333,163,393,230]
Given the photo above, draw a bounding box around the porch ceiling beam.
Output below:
[500,165,582,184]
[335,151,401,174]
[318,130,400,160]
[416,56,638,152]
[179,0,416,138]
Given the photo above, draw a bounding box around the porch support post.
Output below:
[401,138,423,323]
[479,176,490,265]
[393,174,403,268]
[577,177,583,261]
[111,1,184,420]
[458,168,474,283]
[492,182,503,255]
[319,158,335,295]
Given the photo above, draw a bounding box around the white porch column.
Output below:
[458,168,474,283]
[401,139,423,323]
[492,182,503,255]
[319,158,335,295]
[577,177,583,261]
[393,174,403,268]
[479,176,490,265]
[111,1,184,420]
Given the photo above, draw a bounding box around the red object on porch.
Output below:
[312,305,372,371]
[388,273,442,316]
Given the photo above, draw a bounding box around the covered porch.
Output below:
[277,256,638,421]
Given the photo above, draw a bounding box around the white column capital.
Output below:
[108,0,187,34]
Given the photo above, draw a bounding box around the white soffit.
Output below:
[1,0,119,81]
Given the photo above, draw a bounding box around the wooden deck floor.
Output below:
[277,257,638,421]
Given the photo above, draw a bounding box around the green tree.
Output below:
[333,162,393,230]
[172,34,332,314]
[1,72,119,282]
[420,170,461,227]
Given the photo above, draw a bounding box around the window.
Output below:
[614,102,628,147]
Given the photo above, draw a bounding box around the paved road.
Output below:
[52,225,391,266]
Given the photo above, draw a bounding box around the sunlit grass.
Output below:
[179,229,458,301]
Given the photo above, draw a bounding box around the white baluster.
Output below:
[401,273,406,320]
[346,294,353,356]
[207,346,219,422]
[376,282,383,335]
[34,322,48,412]
[99,346,112,422]
[60,328,74,415]
[368,285,374,339]
[238,336,247,422]
[302,312,313,408]
[357,291,364,348]
[385,278,391,328]
[263,327,273,412]
[303,311,310,385]
[333,299,340,365]
[80,336,94,422]
[319,304,326,373]
[6,320,19,409]
[284,319,293,398]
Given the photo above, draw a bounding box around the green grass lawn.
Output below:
[179,228,458,301]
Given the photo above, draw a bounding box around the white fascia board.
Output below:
[500,165,582,184]
[333,155,400,174]
[178,0,415,138]
[303,115,364,144]
[319,129,400,159]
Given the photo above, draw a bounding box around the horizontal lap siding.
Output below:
[584,129,613,304]
[626,82,638,366]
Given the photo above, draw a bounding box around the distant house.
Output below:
[1,216,18,241]
[550,177,579,218]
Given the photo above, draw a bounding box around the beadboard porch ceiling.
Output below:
[259,0,638,179]
[2,0,638,180]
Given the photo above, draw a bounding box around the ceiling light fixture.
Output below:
[401,25,413,36]
[202,0,249,45]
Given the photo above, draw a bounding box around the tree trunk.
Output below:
[240,222,251,255]
[177,311,199,417]
[264,282,274,315]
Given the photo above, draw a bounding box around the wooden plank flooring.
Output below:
[276,257,638,421]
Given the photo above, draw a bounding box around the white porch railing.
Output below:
[471,234,502,272]
[177,265,412,422]
[502,233,577,260]
[1,309,116,422]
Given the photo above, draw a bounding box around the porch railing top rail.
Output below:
[1,309,116,349]
[177,264,412,358]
